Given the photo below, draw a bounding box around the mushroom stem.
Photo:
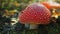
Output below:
[25,23,30,29]
[29,24,38,29]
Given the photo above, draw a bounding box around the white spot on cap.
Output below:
[35,15,36,16]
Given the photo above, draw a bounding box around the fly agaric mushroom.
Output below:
[18,3,51,29]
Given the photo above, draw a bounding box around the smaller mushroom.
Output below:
[41,1,60,9]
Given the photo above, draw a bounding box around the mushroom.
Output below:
[18,3,51,29]
[41,1,60,9]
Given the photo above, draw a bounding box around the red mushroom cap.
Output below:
[19,3,51,24]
